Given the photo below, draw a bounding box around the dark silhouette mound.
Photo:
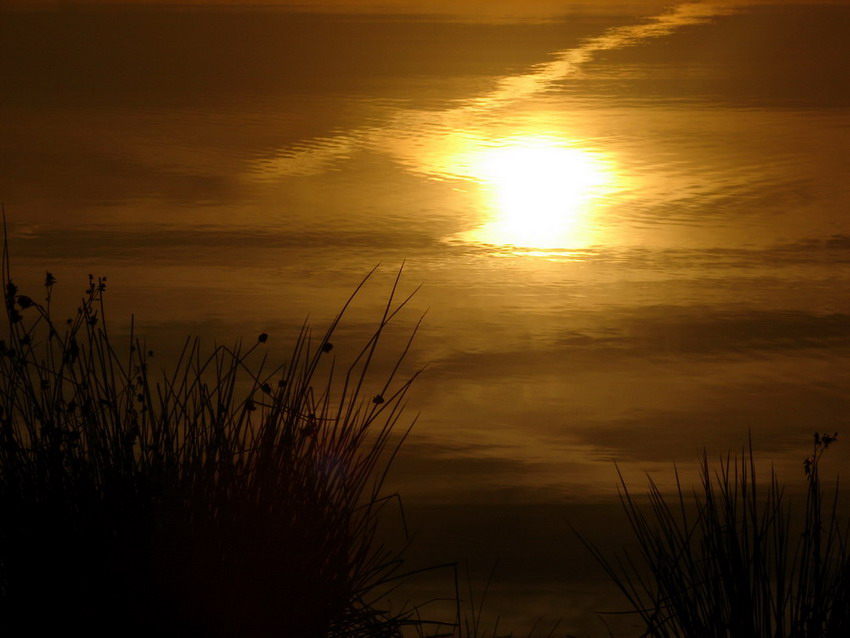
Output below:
[0,241,423,636]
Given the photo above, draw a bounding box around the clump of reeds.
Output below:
[0,232,425,636]
[581,434,850,637]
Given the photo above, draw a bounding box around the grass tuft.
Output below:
[579,434,850,637]
[0,224,426,636]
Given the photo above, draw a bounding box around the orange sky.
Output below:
[7,0,842,18]
[8,0,837,5]
[4,0,669,17]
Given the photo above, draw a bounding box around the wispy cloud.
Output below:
[246,3,735,182]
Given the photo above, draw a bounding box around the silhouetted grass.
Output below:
[580,435,850,637]
[406,563,568,638]
[0,228,428,636]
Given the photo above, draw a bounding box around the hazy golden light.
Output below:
[456,137,615,249]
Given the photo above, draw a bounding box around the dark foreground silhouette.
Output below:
[0,246,423,636]
[2,230,848,637]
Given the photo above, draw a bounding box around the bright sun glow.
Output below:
[459,137,615,250]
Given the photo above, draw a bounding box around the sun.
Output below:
[461,137,614,249]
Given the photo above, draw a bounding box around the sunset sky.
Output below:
[10,0,843,13]
[3,0,849,632]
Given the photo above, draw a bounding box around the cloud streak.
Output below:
[246,2,735,182]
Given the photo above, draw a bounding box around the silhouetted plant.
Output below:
[580,434,850,637]
[410,564,567,638]
[0,225,426,636]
